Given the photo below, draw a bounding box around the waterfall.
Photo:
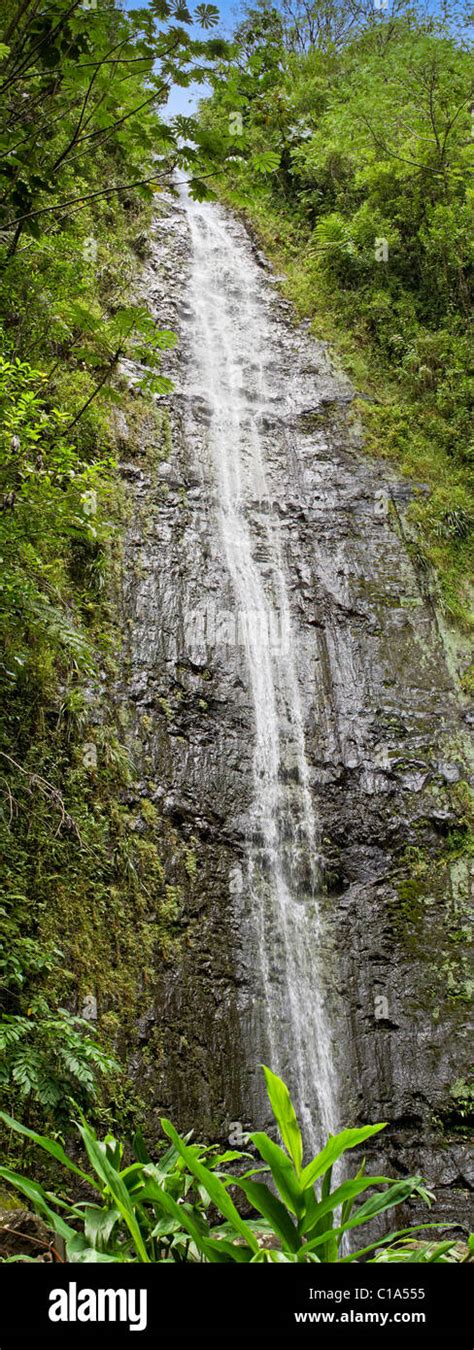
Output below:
[181,188,339,1156]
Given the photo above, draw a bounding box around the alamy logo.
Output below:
[48,1283,147,1332]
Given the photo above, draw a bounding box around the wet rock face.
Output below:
[113,192,472,1224]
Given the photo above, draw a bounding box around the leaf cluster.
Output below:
[0,1065,468,1263]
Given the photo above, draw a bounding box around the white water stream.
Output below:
[182,190,339,1155]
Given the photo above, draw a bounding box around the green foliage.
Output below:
[0,1065,467,1263]
[0,351,107,694]
[0,0,230,699]
[0,1006,116,1119]
[262,1063,303,1174]
[0,715,185,1143]
[199,2,473,631]
[447,1078,474,1121]
[0,0,230,1148]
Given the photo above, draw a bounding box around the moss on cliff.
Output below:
[0,379,188,1147]
[390,785,473,1001]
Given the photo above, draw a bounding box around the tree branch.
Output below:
[63,338,131,434]
[2,0,37,46]
[3,168,178,229]
[0,0,83,93]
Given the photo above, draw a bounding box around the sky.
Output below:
[126,0,246,117]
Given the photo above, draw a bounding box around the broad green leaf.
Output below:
[262,1064,303,1175]
[77,1124,150,1262]
[250,1132,304,1218]
[83,1204,121,1251]
[161,1118,259,1254]
[339,1178,427,1232]
[340,1223,463,1263]
[209,1149,253,1167]
[143,1141,181,1183]
[340,1159,366,1229]
[140,1175,213,1259]
[371,1238,456,1264]
[237,1177,300,1252]
[300,1123,387,1190]
[132,1130,151,1164]
[150,1217,181,1238]
[195,4,219,29]
[0,1167,76,1242]
[203,1236,252,1262]
[304,1179,427,1255]
[0,1110,95,1185]
[66,1229,124,1262]
[253,150,281,174]
[301,1175,392,1238]
[250,1249,295,1262]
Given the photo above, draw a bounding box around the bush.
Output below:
[0,1066,469,1264]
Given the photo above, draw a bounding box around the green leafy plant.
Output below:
[0,0,232,1141]
[0,1001,117,1121]
[199,3,473,627]
[0,1066,466,1264]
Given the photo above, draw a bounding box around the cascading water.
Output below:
[181,187,339,1155]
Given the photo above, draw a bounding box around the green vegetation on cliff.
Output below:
[198,0,473,637]
[0,0,226,1141]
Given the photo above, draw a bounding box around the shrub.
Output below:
[0,1066,469,1264]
